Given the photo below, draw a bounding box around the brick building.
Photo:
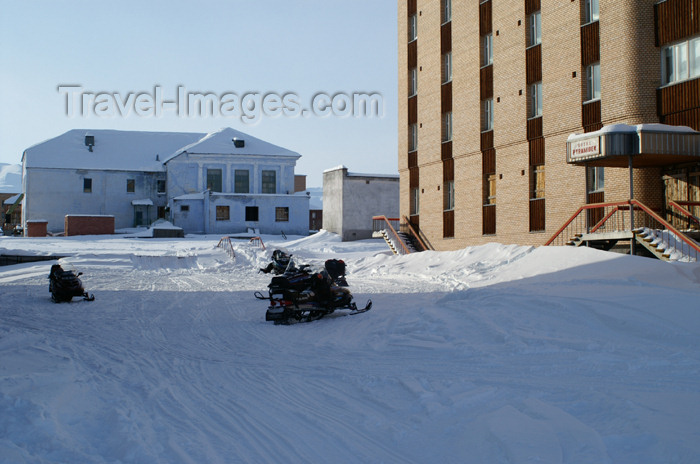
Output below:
[398,0,700,251]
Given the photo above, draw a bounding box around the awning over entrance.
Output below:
[567,124,700,167]
[131,199,154,206]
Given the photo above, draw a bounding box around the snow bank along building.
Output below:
[397,0,700,256]
[21,128,309,235]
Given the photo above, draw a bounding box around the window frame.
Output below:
[442,0,451,24]
[482,98,494,132]
[234,169,250,194]
[156,179,166,194]
[585,63,601,102]
[484,174,497,206]
[482,33,493,67]
[261,170,276,194]
[442,52,452,84]
[83,178,92,193]
[409,67,418,96]
[587,166,605,193]
[126,178,135,193]
[528,11,541,48]
[408,14,417,42]
[410,187,420,216]
[206,168,223,192]
[583,0,599,24]
[275,206,290,222]
[529,82,543,119]
[215,205,230,221]
[180,205,190,212]
[444,180,455,211]
[531,165,545,200]
[442,112,453,143]
[409,123,418,153]
[661,37,700,85]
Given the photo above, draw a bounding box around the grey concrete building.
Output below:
[323,166,399,241]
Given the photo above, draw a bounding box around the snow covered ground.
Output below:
[1,231,699,463]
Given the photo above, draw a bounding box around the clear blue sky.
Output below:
[0,0,398,187]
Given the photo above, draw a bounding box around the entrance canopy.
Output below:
[567,124,700,167]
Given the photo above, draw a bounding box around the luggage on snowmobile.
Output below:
[48,264,95,303]
[255,269,371,324]
[259,249,293,275]
[324,259,348,286]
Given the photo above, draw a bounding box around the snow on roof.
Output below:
[323,165,348,173]
[23,129,205,172]
[347,171,400,179]
[131,199,154,206]
[164,127,300,162]
[3,193,21,205]
[568,123,699,142]
[173,193,205,201]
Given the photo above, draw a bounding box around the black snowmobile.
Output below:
[255,259,371,324]
[48,264,95,303]
[259,249,295,275]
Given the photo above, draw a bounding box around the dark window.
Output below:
[216,205,230,221]
[157,206,166,219]
[235,170,249,193]
[126,179,135,193]
[207,169,223,192]
[83,178,92,193]
[156,179,166,193]
[262,170,276,194]
[246,206,259,221]
[275,207,289,222]
[180,205,189,212]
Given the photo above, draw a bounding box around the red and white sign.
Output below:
[570,137,600,160]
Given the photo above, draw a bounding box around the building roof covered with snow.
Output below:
[164,127,301,162]
[22,129,205,172]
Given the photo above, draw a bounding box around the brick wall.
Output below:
[398,0,666,250]
[65,215,115,236]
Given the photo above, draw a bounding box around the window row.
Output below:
[83,178,165,194]
[205,169,277,194]
[212,205,289,222]
[662,36,700,86]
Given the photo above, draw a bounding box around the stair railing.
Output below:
[217,236,236,258]
[400,216,431,251]
[249,236,266,250]
[372,215,410,255]
[545,200,700,261]
[668,200,700,228]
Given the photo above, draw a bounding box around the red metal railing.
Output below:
[372,215,411,255]
[545,200,700,262]
[249,236,266,250]
[217,236,236,259]
[668,201,700,228]
[401,215,431,251]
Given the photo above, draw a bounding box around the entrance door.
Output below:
[665,174,688,229]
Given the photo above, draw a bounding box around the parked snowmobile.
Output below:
[324,259,348,286]
[48,264,95,303]
[255,266,371,325]
[259,249,294,275]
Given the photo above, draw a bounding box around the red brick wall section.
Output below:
[26,221,47,237]
[65,216,115,236]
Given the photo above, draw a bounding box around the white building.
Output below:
[21,128,309,235]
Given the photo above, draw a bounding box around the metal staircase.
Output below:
[372,216,430,255]
[546,200,700,262]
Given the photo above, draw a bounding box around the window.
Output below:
[584,0,599,24]
[531,165,545,199]
[442,53,452,84]
[444,180,455,211]
[528,11,541,47]
[83,178,92,193]
[409,123,418,152]
[408,14,417,42]
[275,207,289,222]
[662,37,700,85]
[207,169,222,192]
[410,188,419,215]
[245,206,259,221]
[585,63,601,101]
[484,174,496,205]
[234,170,249,193]
[442,0,451,24]
[529,82,542,118]
[588,166,604,192]
[482,99,493,132]
[180,205,190,212]
[156,179,166,194]
[262,170,276,194]
[409,67,418,96]
[216,205,230,221]
[442,112,452,142]
[482,34,493,67]
[126,179,135,193]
